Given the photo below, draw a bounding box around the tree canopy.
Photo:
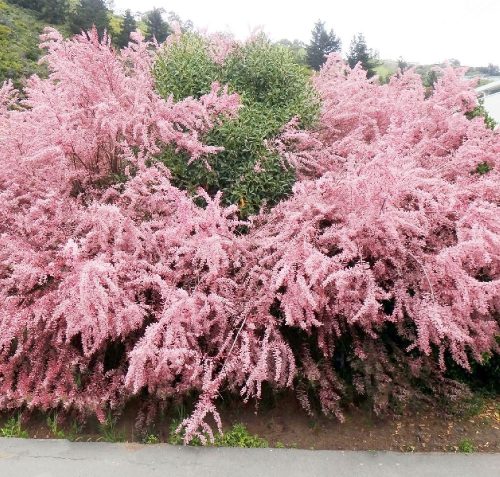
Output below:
[306,20,341,70]
[347,33,380,78]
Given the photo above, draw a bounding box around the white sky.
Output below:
[113,0,500,67]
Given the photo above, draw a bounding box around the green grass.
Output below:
[374,60,397,82]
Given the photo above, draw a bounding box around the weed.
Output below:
[168,420,268,448]
[98,413,125,443]
[143,433,160,444]
[214,423,268,448]
[67,420,83,442]
[401,444,416,452]
[0,414,28,438]
[458,438,475,453]
[47,413,66,439]
[275,441,286,448]
[168,418,203,446]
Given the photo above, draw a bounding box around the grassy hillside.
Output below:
[0,0,50,86]
[0,1,77,87]
[374,59,398,82]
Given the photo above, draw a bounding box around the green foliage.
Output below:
[143,433,160,444]
[168,419,267,447]
[347,33,380,79]
[144,7,170,43]
[46,413,83,440]
[47,413,66,439]
[458,438,475,453]
[466,98,497,130]
[98,413,125,442]
[423,69,439,90]
[116,9,136,48]
[475,161,492,175]
[306,20,341,71]
[6,0,41,9]
[213,423,268,448]
[154,32,219,100]
[0,414,28,438]
[40,0,68,24]
[0,0,48,86]
[70,0,109,37]
[277,39,307,66]
[397,56,409,72]
[168,417,203,446]
[154,33,319,217]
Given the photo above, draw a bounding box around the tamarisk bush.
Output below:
[262,55,499,414]
[0,27,245,423]
[0,28,498,445]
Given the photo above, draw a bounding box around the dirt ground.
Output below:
[2,394,499,452]
[221,395,500,452]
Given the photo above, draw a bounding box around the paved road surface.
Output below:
[0,438,499,477]
[484,91,500,124]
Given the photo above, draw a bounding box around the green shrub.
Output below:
[154,33,319,217]
[154,33,220,101]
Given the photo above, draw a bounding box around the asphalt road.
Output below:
[484,92,500,124]
[0,438,499,477]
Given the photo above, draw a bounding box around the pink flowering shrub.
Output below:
[0,28,244,424]
[263,55,499,412]
[0,29,498,445]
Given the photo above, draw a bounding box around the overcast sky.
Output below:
[113,0,500,67]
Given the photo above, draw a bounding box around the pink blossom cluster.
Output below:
[0,30,498,444]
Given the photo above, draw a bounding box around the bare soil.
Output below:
[2,394,499,452]
[221,395,500,452]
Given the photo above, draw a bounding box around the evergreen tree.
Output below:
[40,0,69,24]
[306,21,341,71]
[347,33,380,78]
[70,0,110,38]
[117,9,137,48]
[397,56,408,72]
[144,7,170,43]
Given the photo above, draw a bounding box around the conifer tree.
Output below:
[347,33,380,78]
[117,9,137,48]
[144,7,170,43]
[306,20,341,70]
[70,0,110,38]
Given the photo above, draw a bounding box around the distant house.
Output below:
[476,79,500,125]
